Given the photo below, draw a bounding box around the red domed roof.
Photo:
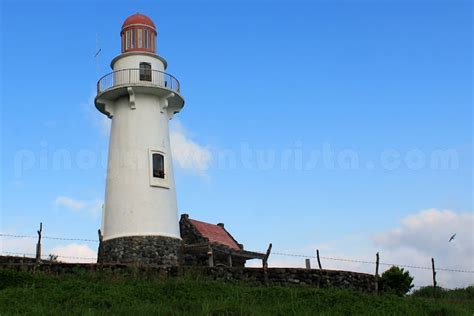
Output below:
[122,13,156,31]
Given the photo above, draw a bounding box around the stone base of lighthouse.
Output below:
[98,236,182,266]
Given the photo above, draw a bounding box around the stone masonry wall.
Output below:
[98,236,182,266]
[179,215,207,245]
[0,256,376,293]
[203,267,376,293]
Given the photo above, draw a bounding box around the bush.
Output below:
[0,268,472,315]
[47,254,59,262]
[411,286,446,298]
[446,286,474,300]
[0,270,33,290]
[380,266,414,296]
[412,285,474,300]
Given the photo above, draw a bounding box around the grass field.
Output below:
[0,268,473,315]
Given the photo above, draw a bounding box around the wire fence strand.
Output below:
[271,252,474,274]
[0,233,98,243]
[1,233,473,274]
[1,251,97,260]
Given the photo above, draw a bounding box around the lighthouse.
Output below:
[95,13,184,265]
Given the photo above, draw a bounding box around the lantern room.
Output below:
[120,13,157,54]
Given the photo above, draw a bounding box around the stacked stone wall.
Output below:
[0,256,376,293]
[98,236,182,266]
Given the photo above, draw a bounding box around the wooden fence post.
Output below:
[375,252,380,294]
[316,249,322,270]
[207,246,214,267]
[262,243,272,286]
[97,229,103,265]
[431,258,437,298]
[316,249,323,288]
[35,222,42,263]
[305,258,311,269]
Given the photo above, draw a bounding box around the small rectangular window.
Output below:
[138,29,142,48]
[140,62,152,81]
[149,150,169,188]
[144,29,148,48]
[152,153,165,179]
[126,31,130,49]
[131,29,135,48]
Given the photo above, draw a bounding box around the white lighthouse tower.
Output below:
[95,13,184,265]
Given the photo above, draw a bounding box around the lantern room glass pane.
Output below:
[144,29,149,48]
[131,29,135,48]
[138,29,142,48]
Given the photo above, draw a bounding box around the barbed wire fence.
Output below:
[1,233,97,243]
[1,231,473,291]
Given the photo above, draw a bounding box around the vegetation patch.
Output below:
[0,269,472,315]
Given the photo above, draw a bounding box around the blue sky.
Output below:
[1,0,472,287]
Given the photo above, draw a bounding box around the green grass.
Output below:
[412,286,474,301]
[0,268,473,315]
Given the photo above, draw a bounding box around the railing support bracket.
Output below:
[127,87,136,110]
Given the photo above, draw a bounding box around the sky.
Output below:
[1,0,472,288]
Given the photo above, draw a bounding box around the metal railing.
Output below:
[97,68,180,94]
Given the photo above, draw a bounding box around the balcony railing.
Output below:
[97,68,180,95]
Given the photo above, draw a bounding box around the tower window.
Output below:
[138,29,143,48]
[139,62,152,81]
[149,150,169,188]
[126,31,130,49]
[152,153,165,179]
[131,29,135,48]
[144,29,149,48]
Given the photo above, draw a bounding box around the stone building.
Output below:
[180,214,265,267]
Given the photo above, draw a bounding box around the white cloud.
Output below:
[0,228,97,263]
[372,209,474,288]
[54,196,102,218]
[247,209,474,289]
[50,243,97,263]
[98,116,111,136]
[54,196,85,210]
[0,236,36,256]
[170,121,213,174]
[249,249,375,275]
[84,89,212,175]
[247,256,307,269]
[82,91,111,136]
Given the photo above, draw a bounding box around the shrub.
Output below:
[412,285,474,300]
[47,254,58,262]
[411,286,446,298]
[380,266,414,296]
[446,285,474,300]
[0,270,33,290]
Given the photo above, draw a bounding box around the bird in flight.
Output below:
[449,234,456,242]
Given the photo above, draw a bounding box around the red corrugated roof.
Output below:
[190,219,240,250]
